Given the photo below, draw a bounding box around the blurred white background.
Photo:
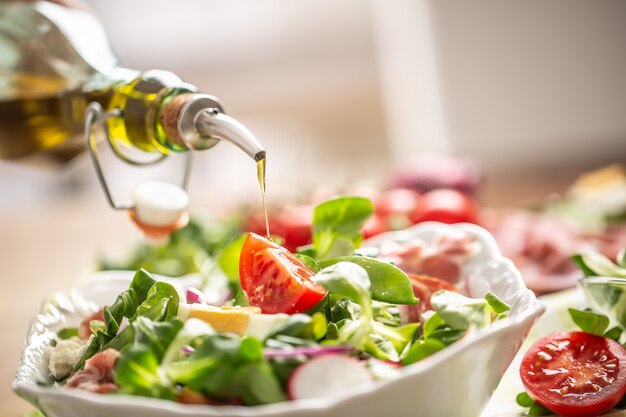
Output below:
[1,0,625,213]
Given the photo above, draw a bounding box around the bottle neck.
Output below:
[104,70,197,154]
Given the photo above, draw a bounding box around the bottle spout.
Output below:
[194,108,266,161]
[166,93,265,161]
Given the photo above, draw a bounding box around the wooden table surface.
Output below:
[0,170,589,417]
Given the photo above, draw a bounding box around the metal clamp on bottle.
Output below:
[84,101,192,211]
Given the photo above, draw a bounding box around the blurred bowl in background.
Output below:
[580,276,626,328]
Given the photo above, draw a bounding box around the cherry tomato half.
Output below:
[239,233,327,314]
[520,331,626,417]
[410,188,478,225]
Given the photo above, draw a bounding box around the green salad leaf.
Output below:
[422,312,445,340]
[99,218,240,278]
[312,196,373,260]
[56,328,78,340]
[319,256,417,305]
[516,391,552,415]
[134,282,179,321]
[133,317,184,361]
[315,262,372,318]
[568,308,609,336]
[371,321,419,355]
[294,254,321,272]
[167,334,286,405]
[604,326,623,341]
[315,262,418,360]
[217,234,246,284]
[402,339,446,366]
[69,269,179,377]
[161,319,215,367]
[115,343,175,399]
[430,290,491,330]
[266,313,327,341]
[572,252,626,278]
[485,291,511,314]
[316,262,373,349]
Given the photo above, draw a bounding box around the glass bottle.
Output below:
[0,0,265,165]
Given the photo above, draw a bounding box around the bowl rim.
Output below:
[13,222,545,416]
[579,276,626,285]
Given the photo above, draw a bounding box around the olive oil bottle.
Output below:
[0,1,265,165]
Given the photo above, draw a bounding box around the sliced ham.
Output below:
[484,206,626,294]
[399,274,460,324]
[378,233,477,284]
[65,349,120,394]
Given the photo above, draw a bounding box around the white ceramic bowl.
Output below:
[13,223,544,417]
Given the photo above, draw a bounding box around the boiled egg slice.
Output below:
[178,303,289,339]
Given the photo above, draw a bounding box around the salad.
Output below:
[516,248,626,417]
[46,196,511,406]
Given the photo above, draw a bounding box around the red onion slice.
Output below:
[263,345,354,359]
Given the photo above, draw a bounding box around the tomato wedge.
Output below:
[520,331,626,417]
[239,233,327,314]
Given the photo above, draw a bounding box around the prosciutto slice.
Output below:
[65,349,120,394]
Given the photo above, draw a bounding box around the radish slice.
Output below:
[287,354,373,400]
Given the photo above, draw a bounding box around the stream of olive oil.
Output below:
[256,157,271,239]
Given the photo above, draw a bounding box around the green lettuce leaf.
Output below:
[70,270,178,376]
[312,196,373,260]
[166,334,286,405]
[319,256,417,305]
[115,343,175,399]
[568,308,609,336]
[430,290,490,330]
[573,252,626,278]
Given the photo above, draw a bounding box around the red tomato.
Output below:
[274,205,314,252]
[361,213,389,239]
[375,188,421,218]
[520,331,626,417]
[373,188,421,231]
[410,189,478,224]
[239,233,327,314]
[399,274,459,323]
[245,205,313,252]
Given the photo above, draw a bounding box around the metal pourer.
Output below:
[162,93,266,162]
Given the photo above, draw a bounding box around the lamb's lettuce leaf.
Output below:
[315,262,372,318]
[568,308,609,336]
[319,256,417,305]
[166,334,285,405]
[573,252,626,278]
[69,269,178,377]
[430,290,490,330]
[266,313,327,341]
[312,196,373,260]
[402,339,446,366]
[315,262,417,360]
